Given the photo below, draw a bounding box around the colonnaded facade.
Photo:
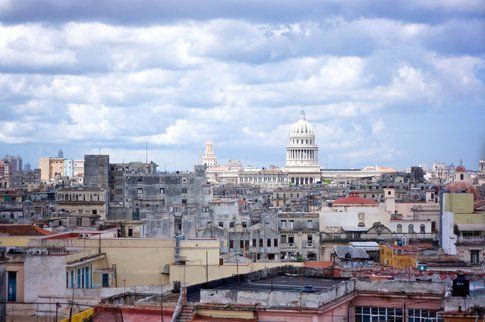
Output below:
[284,110,321,185]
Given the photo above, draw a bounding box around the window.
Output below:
[182,199,187,204]
[307,220,313,228]
[288,220,294,228]
[281,235,287,243]
[229,222,235,228]
[76,217,82,226]
[267,239,271,247]
[240,240,244,249]
[160,188,165,194]
[420,224,426,234]
[408,224,415,233]
[128,228,133,237]
[181,188,187,194]
[218,222,224,227]
[229,240,234,249]
[280,220,287,228]
[274,238,278,247]
[288,236,294,244]
[307,235,313,245]
[356,307,403,322]
[242,222,247,228]
[259,239,263,247]
[396,224,402,233]
[252,238,256,247]
[408,309,442,322]
[470,250,480,264]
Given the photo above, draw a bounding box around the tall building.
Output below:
[2,155,22,173]
[57,149,64,158]
[200,141,217,168]
[38,157,64,182]
[84,155,109,189]
[284,110,320,185]
[63,159,74,177]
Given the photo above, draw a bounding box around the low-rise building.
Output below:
[56,187,108,227]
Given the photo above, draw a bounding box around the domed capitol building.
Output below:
[202,109,395,186]
[284,109,321,185]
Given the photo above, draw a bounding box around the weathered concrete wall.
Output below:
[24,255,67,302]
[355,280,446,295]
[200,280,355,308]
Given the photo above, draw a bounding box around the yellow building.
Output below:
[32,234,221,287]
[38,157,64,182]
[379,244,417,269]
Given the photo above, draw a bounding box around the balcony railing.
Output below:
[279,222,319,230]
[457,235,485,244]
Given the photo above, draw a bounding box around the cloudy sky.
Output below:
[1,0,484,170]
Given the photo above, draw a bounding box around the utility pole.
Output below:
[160,283,164,322]
[205,250,209,283]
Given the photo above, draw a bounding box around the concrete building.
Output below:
[177,266,446,321]
[84,155,109,189]
[237,166,289,187]
[56,187,108,226]
[285,110,321,185]
[63,159,74,177]
[73,159,84,181]
[38,157,64,182]
[2,155,22,174]
[441,187,484,265]
[477,160,485,185]
[279,211,320,261]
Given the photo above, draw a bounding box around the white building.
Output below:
[284,110,321,185]
[200,141,217,168]
[63,159,74,177]
[237,166,288,187]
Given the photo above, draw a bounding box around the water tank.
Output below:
[452,274,469,297]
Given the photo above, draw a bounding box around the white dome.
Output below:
[290,110,314,136]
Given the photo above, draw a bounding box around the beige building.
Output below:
[38,157,65,182]
[56,187,108,226]
[278,212,320,261]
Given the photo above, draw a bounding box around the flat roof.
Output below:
[212,274,343,293]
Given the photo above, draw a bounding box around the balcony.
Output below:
[457,235,485,245]
[279,222,319,230]
[279,242,296,250]
[301,242,318,249]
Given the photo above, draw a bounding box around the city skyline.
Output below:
[0,0,484,170]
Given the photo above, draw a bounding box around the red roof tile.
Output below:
[0,224,53,236]
[333,196,377,205]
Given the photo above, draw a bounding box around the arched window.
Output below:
[358,222,365,227]
[408,224,414,233]
[420,224,426,233]
[396,224,402,233]
[460,173,464,180]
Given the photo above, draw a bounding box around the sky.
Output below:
[0,0,484,171]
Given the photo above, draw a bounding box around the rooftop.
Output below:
[0,224,53,236]
[333,196,377,206]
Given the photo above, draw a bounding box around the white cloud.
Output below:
[0,15,483,169]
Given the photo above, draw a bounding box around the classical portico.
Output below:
[284,110,321,185]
